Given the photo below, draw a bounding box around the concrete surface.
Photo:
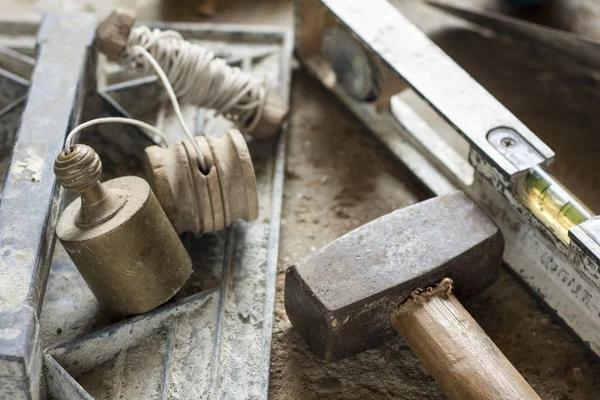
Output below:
[3,0,600,398]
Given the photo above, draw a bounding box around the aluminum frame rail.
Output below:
[0,13,96,400]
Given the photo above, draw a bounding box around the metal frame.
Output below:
[0,16,292,400]
[296,0,600,358]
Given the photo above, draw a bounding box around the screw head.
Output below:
[500,137,517,148]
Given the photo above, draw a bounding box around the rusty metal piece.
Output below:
[144,129,258,235]
[54,144,192,315]
[284,191,504,362]
[196,0,218,17]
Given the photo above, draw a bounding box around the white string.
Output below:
[64,117,169,154]
[122,25,267,134]
[63,43,209,172]
[132,45,207,172]
[64,24,265,172]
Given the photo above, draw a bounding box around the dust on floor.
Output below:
[269,72,600,400]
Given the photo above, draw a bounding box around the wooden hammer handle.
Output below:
[392,282,540,400]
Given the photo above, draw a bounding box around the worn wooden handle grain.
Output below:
[392,287,540,400]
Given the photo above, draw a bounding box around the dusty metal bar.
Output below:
[0,13,96,400]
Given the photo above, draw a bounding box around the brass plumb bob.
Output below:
[54,144,192,316]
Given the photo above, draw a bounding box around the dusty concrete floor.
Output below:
[3,0,600,398]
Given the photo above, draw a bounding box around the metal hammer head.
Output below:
[284,191,504,362]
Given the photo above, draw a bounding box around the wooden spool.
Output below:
[96,9,289,138]
[96,8,136,62]
[144,129,258,235]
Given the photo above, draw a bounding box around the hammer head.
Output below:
[284,191,504,362]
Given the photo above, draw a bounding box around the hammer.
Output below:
[285,191,539,400]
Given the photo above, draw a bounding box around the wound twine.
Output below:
[122,25,267,134]
[63,34,212,172]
